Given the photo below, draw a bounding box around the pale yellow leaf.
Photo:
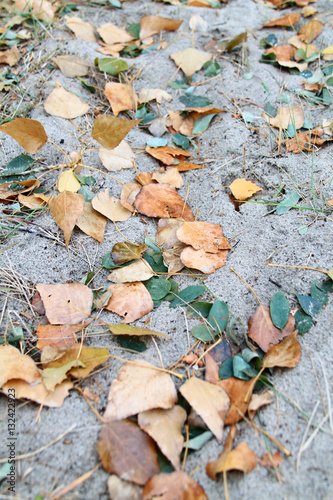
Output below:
[170,48,212,79]
[92,188,131,222]
[57,169,81,193]
[66,16,97,42]
[107,259,154,283]
[44,84,89,119]
[99,140,135,171]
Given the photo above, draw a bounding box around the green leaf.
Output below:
[242,111,254,123]
[203,60,220,77]
[192,113,217,134]
[78,186,95,202]
[191,324,216,342]
[170,285,205,308]
[208,300,229,332]
[97,57,128,75]
[270,291,289,330]
[264,102,277,118]
[116,335,146,352]
[322,88,332,105]
[129,22,140,39]
[276,190,300,215]
[311,280,328,307]
[157,450,174,473]
[143,252,168,273]
[241,347,261,364]
[172,133,190,149]
[233,354,257,380]
[108,0,122,8]
[219,356,234,379]
[147,138,168,148]
[102,252,122,269]
[296,294,322,316]
[317,278,333,294]
[74,174,96,186]
[327,268,333,280]
[187,430,213,451]
[78,78,96,93]
[164,279,179,301]
[294,309,313,334]
[179,95,212,108]
[145,277,171,301]
[186,301,212,319]
[2,155,34,176]
[322,64,333,76]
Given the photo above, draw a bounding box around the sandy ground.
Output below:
[1,0,333,498]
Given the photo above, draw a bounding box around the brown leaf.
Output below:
[97,23,133,44]
[76,201,107,242]
[263,330,301,368]
[248,305,295,352]
[205,341,240,384]
[36,283,93,325]
[152,167,184,188]
[18,194,47,209]
[105,282,154,323]
[1,379,73,408]
[0,118,47,154]
[179,377,230,442]
[53,55,89,78]
[108,259,154,283]
[228,178,263,201]
[36,323,89,349]
[0,46,21,66]
[288,35,318,58]
[99,140,135,171]
[177,221,231,253]
[146,145,192,165]
[163,242,187,274]
[108,475,143,500]
[0,345,41,387]
[92,188,131,222]
[248,389,275,419]
[91,114,140,149]
[263,106,304,130]
[180,247,229,274]
[138,406,187,470]
[260,450,283,468]
[112,242,148,265]
[98,420,159,485]
[135,172,155,186]
[49,191,84,245]
[298,20,323,43]
[177,161,206,171]
[156,218,184,250]
[120,182,142,211]
[140,16,183,39]
[263,13,301,27]
[143,471,208,500]
[134,184,194,221]
[286,132,329,153]
[43,345,110,378]
[66,16,97,42]
[109,325,169,339]
[15,0,54,23]
[170,48,212,80]
[104,82,137,117]
[218,378,254,425]
[104,361,177,421]
[44,84,89,119]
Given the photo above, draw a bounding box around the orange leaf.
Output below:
[105,282,154,323]
[263,330,301,369]
[263,13,301,28]
[248,304,295,352]
[104,82,137,117]
[180,247,229,274]
[140,16,183,39]
[0,118,47,154]
[219,377,254,425]
[177,221,231,253]
[36,323,88,349]
[298,19,323,43]
[143,471,208,500]
[135,184,194,221]
[146,146,191,165]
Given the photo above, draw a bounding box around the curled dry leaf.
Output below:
[99,140,135,171]
[44,84,89,119]
[105,282,154,323]
[104,82,137,117]
[135,172,154,186]
[138,88,173,104]
[48,191,85,245]
[76,202,107,242]
[36,283,93,325]
[177,221,231,253]
[120,182,141,211]
[140,16,183,39]
[180,247,229,274]
[179,377,230,442]
[248,304,295,352]
[57,170,81,193]
[18,194,47,209]
[92,188,131,222]
[0,118,48,154]
[263,106,304,130]
[98,420,159,486]
[91,115,140,149]
[219,378,254,425]
[229,178,262,201]
[53,55,89,78]
[263,330,301,369]
[248,389,275,419]
[104,361,177,421]
[36,322,89,349]
[298,20,323,43]
[134,184,194,221]
[0,345,41,387]
[263,13,301,27]
[170,48,212,79]
[146,146,191,166]
[143,471,208,500]
[0,179,40,204]
[112,242,148,265]
[152,167,184,188]
[66,16,97,42]
[156,218,184,250]
[97,23,133,44]
[108,259,154,283]
[108,475,143,500]
[1,379,73,408]
[138,406,187,470]
[43,345,110,379]
[260,450,283,468]
[163,242,187,274]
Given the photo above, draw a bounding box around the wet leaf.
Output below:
[170,285,205,308]
[0,118,47,154]
[140,16,183,39]
[53,55,89,78]
[92,188,131,222]
[44,84,89,119]
[143,471,208,500]
[112,242,147,265]
[296,294,322,316]
[108,259,154,283]
[270,291,289,330]
[177,221,230,253]
[48,191,84,245]
[229,178,262,201]
[248,304,295,352]
[91,115,139,149]
[135,184,194,221]
[263,331,301,369]
[170,48,212,80]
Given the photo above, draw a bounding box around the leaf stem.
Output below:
[229,267,261,304]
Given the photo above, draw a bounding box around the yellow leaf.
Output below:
[57,169,81,193]
[229,178,262,201]
[170,48,212,80]
[322,45,333,55]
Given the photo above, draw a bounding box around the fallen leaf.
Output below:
[248,389,275,419]
[177,161,206,171]
[298,20,323,43]
[53,55,89,78]
[205,340,240,384]
[92,188,131,222]
[120,182,141,211]
[36,283,93,325]
[99,140,135,171]
[66,16,97,42]
[180,247,229,274]
[248,304,295,352]
[179,377,230,442]
[163,242,187,274]
[219,378,254,425]
[263,106,304,130]
[43,345,110,378]
[146,146,191,166]
[0,46,21,66]
[143,471,208,500]
[286,132,329,153]
[263,330,301,368]
[138,406,187,470]
[189,14,208,32]
[104,82,137,117]
[109,324,169,339]
[108,259,154,283]
[44,83,89,119]
[140,16,183,39]
[0,118,48,154]
[135,172,155,186]
[97,23,133,44]
[104,361,177,421]
[43,359,84,391]
[134,184,194,221]
[76,202,107,242]
[156,218,184,250]
[0,345,41,387]
[1,379,73,408]
[49,191,85,245]
[0,179,40,204]
[108,475,143,500]
[91,115,140,149]
[170,48,212,79]
[228,178,263,201]
[112,242,148,265]
[288,35,318,58]
[177,221,231,253]
[15,0,54,23]
[138,88,173,104]
[263,13,301,28]
[265,44,308,72]
[260,451,283,468]
[152,167,184,188]
[57,169,81,193]
[36,323,88,349]
[105,282,154,323]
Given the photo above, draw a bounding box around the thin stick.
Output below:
[52,463,101,499]
[75,387,105,424]
[168,340,200,370]
[182,425,190,471]
[108,354,184,379]
[229,267,261,304]
[193,338,222,373]
[223,471,229,500]
[267,263,328,275]
[181,184,190,219]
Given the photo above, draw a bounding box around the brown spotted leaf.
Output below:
[105,282,154,323]
[135,184,194,221]
[143,471,208,500]
[111,242,148,265]
[248,305,295,352]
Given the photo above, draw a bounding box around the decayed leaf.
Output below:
[135,184,194,221]
[0,345,41,387]
[44,83,89,119]
[143,471,208,500]
[105,282,154,323]
[180,247,229,274]
[66,16,97,42]
[152,167,184,188]
[139,88,173,104]
[36,283,93,325]
[108,260,154,283]
[104,361,177,421]
[248,304,295,352]
[1,379,73,408]
[179,377,230,442]
[219,378,254,425]
[298,20,323,43]
[92,188,131,222]
[263,106,304,130]
[57,169,81,193]
[177,221,231,253]
[140,16,183,39]
[260,451,283,468]
[0,118,48,154]
[138,406,187,470]
[229,178,262,201]
[15,0,54,23]
[112,242,148,265]
[97,23,133,44]
[49,191,84,245]
[120,182,141,211]
[92,115,140,149]
[36,323,89,349]
[108,475,143,500]
[146,146,191,166]
[99,140,135,171]
[263,13,301,28]
[156,218,184,250]
[248,389,275,419]
[76,202,107,242]
[109,324,169,339]
[43,345,110,378]
[170,48,212,79]
[98,420,159,485]
[104,82,137,117]
[53,55,89,78]
[263,330,301,369]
